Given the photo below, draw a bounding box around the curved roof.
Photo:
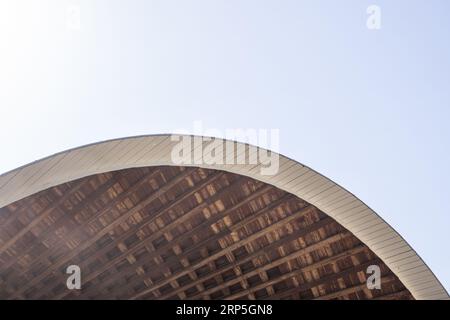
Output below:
[0,134,448,300]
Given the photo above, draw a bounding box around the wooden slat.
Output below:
[0,179,88,255]
[4,168,163,290]
[314,274,397,300]
[267,259,381,300]
[10,168,196,299]
[130,205,323,300]
[105,193,300,299]
[0,165,415,300]
[79,180,274,299]
[191,235,361,300]
[0,171,124,272]
[53,171,228,299]
[224,244,367,300]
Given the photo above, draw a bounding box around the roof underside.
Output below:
[0,166,412,300]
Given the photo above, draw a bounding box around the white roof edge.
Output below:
[0,134,447,300]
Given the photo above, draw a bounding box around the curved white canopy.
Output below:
[0,134,448,300]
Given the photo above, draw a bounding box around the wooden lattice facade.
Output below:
[0,166,413,300]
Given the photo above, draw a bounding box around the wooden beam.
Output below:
[0,171,125,272]
[79,180,273,299]
[0,178,89,255]
[373,289,411,300]
[0,174,118,295]
[266,258,382,300]
[105,193,296,299]
[130,205,323,300]
[0,177,84,229]
[314,274,397,300]
[224,244,367,300]
[52,171,227,299]
[160,217,338,300]
[3,169,162,292]
[10,168,195,299]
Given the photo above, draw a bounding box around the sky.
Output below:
[0,0,449,291]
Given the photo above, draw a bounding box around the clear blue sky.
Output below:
[0,1,449,291]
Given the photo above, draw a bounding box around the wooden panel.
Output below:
[0,166,414,300]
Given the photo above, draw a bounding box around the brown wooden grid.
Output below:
[0,166,413,300]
